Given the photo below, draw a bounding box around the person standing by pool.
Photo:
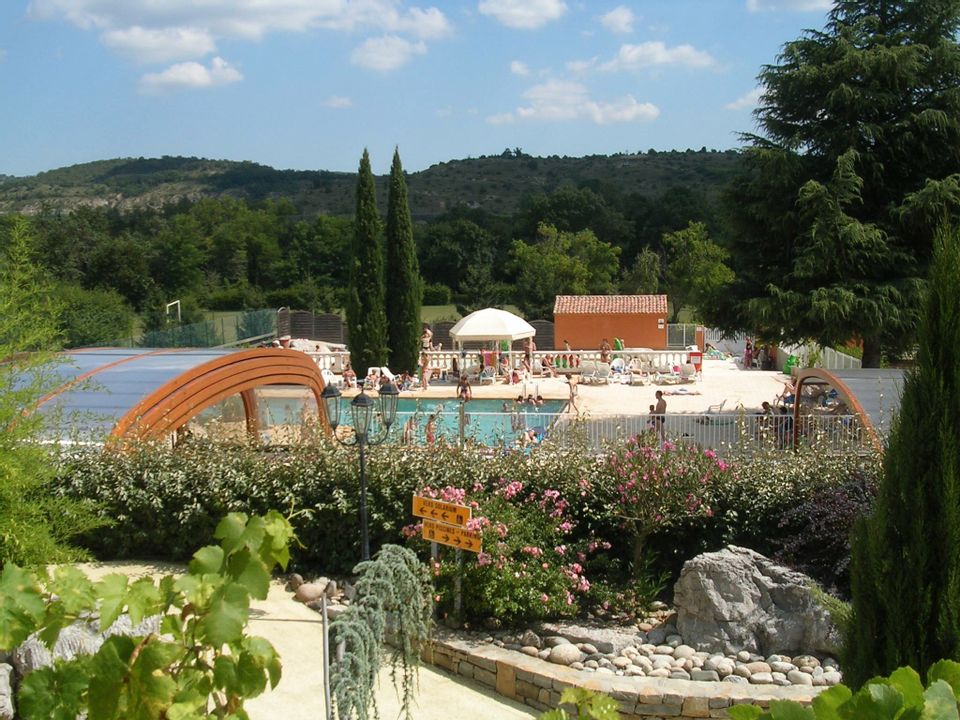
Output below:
[654,390,667,441]
[425,412,438,445]
[599,338,612,364]
[419,351,430,391]
[457,374,472,401]
[420,323,433,351]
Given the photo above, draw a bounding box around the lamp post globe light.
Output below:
[321,380,399,561]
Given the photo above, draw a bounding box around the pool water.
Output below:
[396,398,567,446]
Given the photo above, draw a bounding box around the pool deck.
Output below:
[351,358,788,417]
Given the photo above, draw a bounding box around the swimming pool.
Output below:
[396,398,567,446]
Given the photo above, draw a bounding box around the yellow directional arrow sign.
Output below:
[420,518,482,553]
[412,495,471,528]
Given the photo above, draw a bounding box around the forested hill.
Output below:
[0,149,742,219]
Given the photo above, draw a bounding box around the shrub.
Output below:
[422,282,452,305]
[775,471,877,597]
[604,438,731,567]
[643,446,882,580]
[406,480,609,623]
[53,437,880,606]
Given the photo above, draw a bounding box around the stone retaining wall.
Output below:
[421,633,823,719]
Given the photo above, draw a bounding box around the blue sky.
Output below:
[1,0,832,177]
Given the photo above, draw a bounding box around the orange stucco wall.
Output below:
[554,313,668,350]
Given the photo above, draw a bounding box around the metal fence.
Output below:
[666,324,699,349]
[384,410,870,456]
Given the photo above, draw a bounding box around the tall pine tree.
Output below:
[846,226,960,686]
[717,0,960,366]
[346,149,388,373]
[385,148,422,373]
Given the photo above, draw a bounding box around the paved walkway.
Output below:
[77,563,537,719]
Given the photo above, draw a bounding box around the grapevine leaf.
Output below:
[768,700,815,720]
[921,680,960,720]
[167,694,209,720]
[236,650,268,697]
[214,513,249,556]
[244,636,281,688]
[0,564,45,649]
[214,654,240,695]
[88,635,136,720]
[811,684,852,720]
[728,705,765,720]
[928,660,960,698]
[889,666,925,708]
[228,547,271,600]
[126,578,162,625]
[844,682,904,719]
[189,546,225,576]
[18,661,91,720]
[197,582,249,646]
[127,641,181,720]
[38,602,67,650]
[261,510,295,570]
[49,566,97,615]
[95,574,129,632]
[161,613,184,639]
[587,691,622,720]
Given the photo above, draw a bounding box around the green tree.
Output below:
[721,0,960,366]
[385,149,423,373]
[58,284,137,348]
[520,184,633,250]
[0,219,102,566]
[510,224,620,319]
[663,222,734,322]
[620,247,661,295]
[845,228,960,686]
[346,150,388,372]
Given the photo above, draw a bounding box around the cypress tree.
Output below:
[846,227,960,686]
[385,148,422,373]
[346,149,388,374]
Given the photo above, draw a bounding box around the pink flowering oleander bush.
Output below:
[606,437,733,565]
[405,480,608,623]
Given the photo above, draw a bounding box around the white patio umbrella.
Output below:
[449,308,536,379]
[448,308,536,344]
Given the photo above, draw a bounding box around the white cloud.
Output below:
[324,95,353,108]
[510,60,530,76]
[486,112,515,124]
[139,56,241,92]
[725,86,764,110]
[601,41,715,72]
[27,0,451,64]
[351,35,426,71]
[101,26,214,63]
[478,0,567,29]
[500,78,658,124]
[746,0,830,10]
[566,57,597,75]
[600,6,634,34]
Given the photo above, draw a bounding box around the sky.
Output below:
[0,0,834,177]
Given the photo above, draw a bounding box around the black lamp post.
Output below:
[321,380,399,561]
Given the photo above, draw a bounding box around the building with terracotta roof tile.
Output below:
[553,294,669,350]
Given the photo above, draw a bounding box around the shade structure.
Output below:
[449,308,536,344]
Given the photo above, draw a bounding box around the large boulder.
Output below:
[0,664,13,720]
[673,546,840,657]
